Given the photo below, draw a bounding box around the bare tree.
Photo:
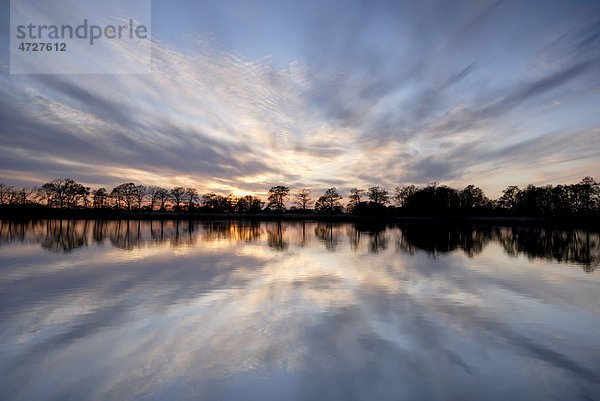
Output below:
[347,188,364,211]
[170,187,185,210]
[5,186,19,205]
[267,186,290,212]
[39,179,88,208]
[184,187,199,210]
[154,187,169,210]
[12,187,33,205]
[294,189,312,211]
[148,186,162,210]
[63,181,88,208]
[93,188,108,208]
[43,179,70,208]
[77,186,90,208]
[367,186,389,205]
[38,183,55,207]
[133,185,147,209]
[0,184,7,205]
[110,188,123,209]
[394,185,417,207]
[236,195,264,213]
[111,183,137,210]
[202,193,229,212]
[315,187,343,214]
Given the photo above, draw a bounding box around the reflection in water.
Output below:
[0,220,599,401]
[1,220,598,270]
[267,221,288,250]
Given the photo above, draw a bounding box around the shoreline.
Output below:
[1,206,599,229]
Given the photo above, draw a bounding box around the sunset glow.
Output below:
[1,0,599,198]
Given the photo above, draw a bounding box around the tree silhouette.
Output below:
[79,186,91,208]
[267,186,289,212]
[460,185,488,209]
[148,186,164,210]
[367,186,389,205]
[39,179,88,209]
[294,189,312,211]
[133,185,147,209]
[170,187,185,210]
[44,179,69,208]
[394,185,416,207]
[111,183,137,210]
[5,186,19,205]
[498,185,521,211]
[347,188,364,212]
[184,188,199,211]
[226,194,239,212]
[154,187,170,211]
[399,182,460,215]
[38,183,55,207]
[2,176,598,218]
[202,193,228,212]
[574,177,597,213]
[0,184,7,205]
[315,187,343,214]
[92,188,108,208]
[235,195,264,213]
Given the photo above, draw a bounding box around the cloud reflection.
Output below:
[0,220,599,400]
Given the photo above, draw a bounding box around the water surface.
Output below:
[0,220,599,400]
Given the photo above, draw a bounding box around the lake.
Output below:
[0,220,599,400]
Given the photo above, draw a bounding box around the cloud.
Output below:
[1,0,599,197]
[429,59,599,137]
[1,222,598,399]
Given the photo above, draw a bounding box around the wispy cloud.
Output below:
[1,0,599,197]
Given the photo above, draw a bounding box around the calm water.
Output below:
[0,220,599,401]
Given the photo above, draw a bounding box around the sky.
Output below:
[0,0,599,198]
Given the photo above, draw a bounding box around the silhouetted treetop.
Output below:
[267,186,289,212]
[315,187,343,214]
[1,176,598,218]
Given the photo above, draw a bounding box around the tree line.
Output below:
[0,176,598,217]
